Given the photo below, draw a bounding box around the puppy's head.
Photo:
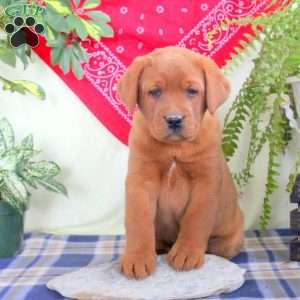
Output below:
[117,47,230,143]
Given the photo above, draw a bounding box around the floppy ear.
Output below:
[117,56,148,114]
[197,55,230,114]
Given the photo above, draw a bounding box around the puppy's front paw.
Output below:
[119,251,156,279]
[167,242,204,271]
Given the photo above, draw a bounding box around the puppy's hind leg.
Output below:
[207,227,244,259]
[156,240,173,255]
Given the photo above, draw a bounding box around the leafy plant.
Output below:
[209,1,300,228]
[0,118,67,213]
[44,0,113,79]
[0,75,45,99]
[0,0,114,98]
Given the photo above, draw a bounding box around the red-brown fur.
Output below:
[117,46,244,279]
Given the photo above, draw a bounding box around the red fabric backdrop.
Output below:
[35,0,274,145]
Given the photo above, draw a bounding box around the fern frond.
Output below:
[215,0,300,228]
[260,98,287,229]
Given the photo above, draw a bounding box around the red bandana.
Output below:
[35,0,274,145]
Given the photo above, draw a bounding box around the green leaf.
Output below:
[75,24,88,40]
[286,55,300,65]
[43,23,57,42]
[71,52,83,79]
[0,45,16,67]
[45,10,69,32]
[21,149,41,161]
[0,185,27,213]
[50,47,63,65]
[0,118,14,152]
[73,0,81,7]
[28,161,61,178]
[36,177,68,196]
[18,169,38,189]
[87,11,110,23]
[44,0,72,15]
[47,33,65,48]
[15,46,31,70]
[83,0,99,9]
[59,46,71,74]
[87,17,113,37]
[3,173,28,200]
[72,44,89,62]
[67,14,88,40]
[0,77,46,100]
[0,148,39,172]
[81,19,102,40]
[0,149,20,171]
[98,22,114,38]
[66,14,78,31]
[21,134,33,150]
[11,80,46,100]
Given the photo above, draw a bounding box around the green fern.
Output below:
[260,98,286,228]
[211,0,300,228]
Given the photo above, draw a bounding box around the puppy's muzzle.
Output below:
[164,114,185,131]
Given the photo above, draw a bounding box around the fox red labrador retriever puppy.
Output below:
[117,46,244,279]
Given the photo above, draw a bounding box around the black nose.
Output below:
[165,114,184,130]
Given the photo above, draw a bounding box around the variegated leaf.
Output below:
[0,171,4,181]
[0,185,27,213]
[28,161,61,178]
[0,149,21,171]
[44,0,72,15]
[81,19,101,41]
[18,168,38,189]
[36,178,68,196]
[22,149,40,161]
[21,134,33,149]
[83,0,99,9]
[0,76,46,100]
[0,118,14,153]
[87,11,110,23]
[3,173,29,201]
[11,80,46,100]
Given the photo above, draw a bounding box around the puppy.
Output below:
[117,46,244,279]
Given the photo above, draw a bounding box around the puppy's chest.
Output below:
[155,162,190,242]
[158,162,190,218]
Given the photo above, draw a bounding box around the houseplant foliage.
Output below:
[0,117,67,257]
[0,117,67,213]
[0,0,113,99]
[210,0,300,228]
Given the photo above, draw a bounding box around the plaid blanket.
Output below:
[0,229,299,300]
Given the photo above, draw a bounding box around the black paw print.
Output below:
[5,16,44,48]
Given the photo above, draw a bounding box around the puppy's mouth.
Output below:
[165,129,186,141]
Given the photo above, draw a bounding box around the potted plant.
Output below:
[208,0,300,228]
[0,118,67,257]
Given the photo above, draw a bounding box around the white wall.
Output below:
[0,52,296,234]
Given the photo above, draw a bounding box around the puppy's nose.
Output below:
[165,114,184,130]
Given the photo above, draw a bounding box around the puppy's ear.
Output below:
[117,56,149,114]
[197,55,230,114]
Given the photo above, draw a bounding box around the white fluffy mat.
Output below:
[47,254,246,300]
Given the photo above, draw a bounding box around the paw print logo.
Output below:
[5,16,44,48]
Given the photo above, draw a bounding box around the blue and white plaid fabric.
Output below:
[0,229,299,300]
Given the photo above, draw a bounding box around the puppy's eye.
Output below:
[148,88,161,98]
[186,88,198,97]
